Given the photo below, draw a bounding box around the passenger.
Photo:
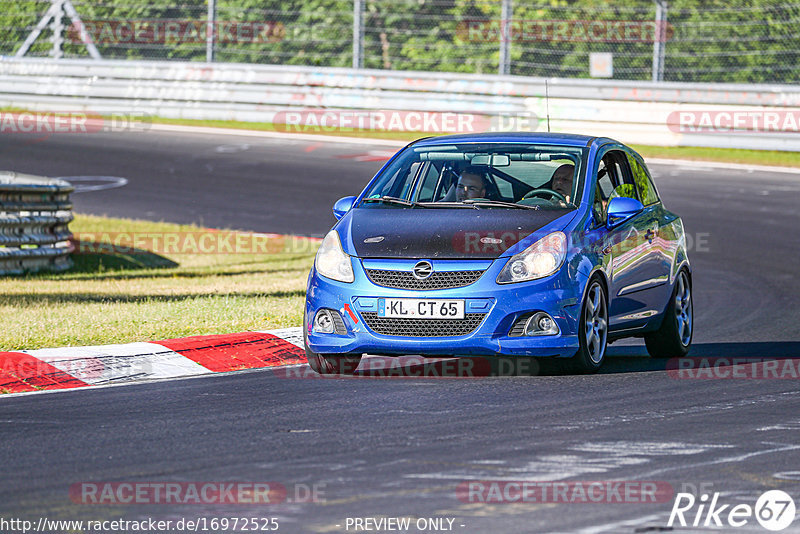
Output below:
[456,166,489,201]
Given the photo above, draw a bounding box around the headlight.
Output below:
[496,231,567,284]
[315,230,354,283]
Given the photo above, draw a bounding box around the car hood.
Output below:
[340,207,576,259]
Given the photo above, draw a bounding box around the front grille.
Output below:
[365,269,485,290]
[361,312,486,337]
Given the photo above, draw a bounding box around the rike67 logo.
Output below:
[668,490,796,531]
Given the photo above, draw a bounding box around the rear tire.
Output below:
[645,270,693,358]
[568,278,608,374]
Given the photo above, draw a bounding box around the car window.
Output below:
[415,162,441,202]
[360,143,587,210]
[627,154,660,205]
[606,150,639,201]
[502,160,556,188]
[593,160,613,224]
[596,161,614,199]
[397,162,422,199]
[369,162,417,198]
[593,149,638,223]
[610,183,637,200]
[492,174,514,199]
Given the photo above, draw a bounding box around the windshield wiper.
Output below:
[361,196,427,208]
[460,199,540,210]
[363,197,541,210]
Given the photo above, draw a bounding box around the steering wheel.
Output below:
[522,188,566,202]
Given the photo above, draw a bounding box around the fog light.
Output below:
[524,312,559,336]
[313,309,335,334]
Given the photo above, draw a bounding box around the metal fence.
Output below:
[0,171,74,275]
[2,0,799,84]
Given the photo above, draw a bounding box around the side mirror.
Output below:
[606,196,644,228]
[333,196,356,220]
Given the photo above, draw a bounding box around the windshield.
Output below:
[360,143,586,209]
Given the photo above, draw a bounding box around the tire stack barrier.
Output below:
[0,171,74,275]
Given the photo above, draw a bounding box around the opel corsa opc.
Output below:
[304,133,693,374]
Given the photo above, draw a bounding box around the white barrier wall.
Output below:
[2,57,800,151]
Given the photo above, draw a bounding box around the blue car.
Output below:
[304,133,692,374]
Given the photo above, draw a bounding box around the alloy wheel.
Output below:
[675,271,693,347]
[584,282,608,365]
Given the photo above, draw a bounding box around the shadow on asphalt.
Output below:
[602,341,800,374]
[347,342,800,378]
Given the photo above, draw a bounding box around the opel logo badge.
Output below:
[413,261,433,280]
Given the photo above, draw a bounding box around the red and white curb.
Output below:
[0,328,305,396]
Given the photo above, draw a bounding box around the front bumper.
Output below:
[305,257,585,358]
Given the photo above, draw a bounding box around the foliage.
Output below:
[1,0,797,82]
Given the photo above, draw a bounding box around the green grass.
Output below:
[150,116,427,141]
[629,144,800,167]
[0,214,316,350]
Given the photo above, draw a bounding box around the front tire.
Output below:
[305,349,362,375]
[645,270,693,358]
[569,278,609,374]
[302,313,362,375]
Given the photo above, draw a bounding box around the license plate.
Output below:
[378,298,465,319]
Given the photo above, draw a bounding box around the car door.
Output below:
[598,149,661,329]
[627,152,675,308]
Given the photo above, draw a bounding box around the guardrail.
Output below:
[0,171,74,275]
[1,57,800,151]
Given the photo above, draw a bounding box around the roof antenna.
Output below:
[545,79,551,133]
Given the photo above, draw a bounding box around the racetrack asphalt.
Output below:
[1,128,799,533]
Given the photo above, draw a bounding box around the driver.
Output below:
[550,164,575,204]
[456,167,489,201]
